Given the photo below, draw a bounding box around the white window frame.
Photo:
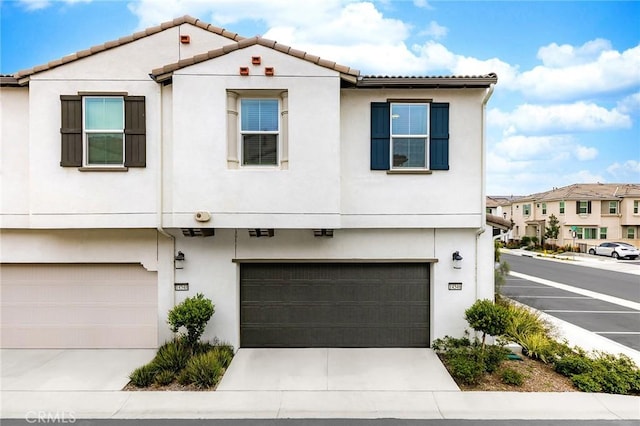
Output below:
[627,227,636,239]
[238,97,280,167]
[542,203,547,215]
[599,227,607,239]
[608,201,618,214]
[578,201,589,215]
[523,204,531,216]
[583,227,597,239]
[390,102,429,170]
[634,200,639,214]
[82,96,125,167]
[559,201,565,214]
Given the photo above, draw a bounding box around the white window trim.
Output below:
[82,96,125,168]
[238,97,280,168]
[227,90,288,170]
[389,102,430,171]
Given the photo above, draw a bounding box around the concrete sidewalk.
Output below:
[2,389,639,420]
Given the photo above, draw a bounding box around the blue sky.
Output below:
[2,0,639,196]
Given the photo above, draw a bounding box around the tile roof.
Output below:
[487,214,512,230]
[355,74,498,88]
[13,15,243,81]
[511,183,640,203]
[150,36,360,83]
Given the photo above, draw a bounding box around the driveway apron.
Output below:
[216,348,460,391]
[1,349,156,391]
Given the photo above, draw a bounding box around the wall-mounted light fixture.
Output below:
[452,251,463,269]
[175,251,185,269]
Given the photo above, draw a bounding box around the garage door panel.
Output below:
[1,264,157,348]
[240,263,430,348]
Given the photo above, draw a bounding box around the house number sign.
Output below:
[448,282,463,291]
[174,283,189,291]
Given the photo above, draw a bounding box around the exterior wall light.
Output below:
[175,251,185,269]
[452,251,463,269]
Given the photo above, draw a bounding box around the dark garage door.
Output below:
[240,263,430,348]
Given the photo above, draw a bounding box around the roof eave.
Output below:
[356,75,498,89]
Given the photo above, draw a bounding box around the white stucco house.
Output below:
[1,16,500,350]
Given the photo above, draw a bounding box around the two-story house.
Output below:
[1,16,499,350]
[502,183,640,250]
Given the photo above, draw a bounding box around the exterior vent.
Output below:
[181,228,215,237]
[313,229,334,237]
[248,228,274,238]
[252,56,261,65]
[239,67,249,76]
[265,67,275,76]
[194,211,211,222]
[180,35,190,44]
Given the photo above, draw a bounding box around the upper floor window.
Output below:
[542,203,547,215]
[577,200,591,215]
[608,201,618,214]
[634,200,639,214]
[559,201,565,214]
[390,103,428,169]
[84,97,124,166]
[60,94,146,168]
[240,98,279,166]
[523,204,531,216]
[370,102,449,171]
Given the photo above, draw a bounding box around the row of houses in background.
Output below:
[488,183,640,251]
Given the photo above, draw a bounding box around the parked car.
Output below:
[588,242,640,260]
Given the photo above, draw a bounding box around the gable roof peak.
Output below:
[13,15,243,83]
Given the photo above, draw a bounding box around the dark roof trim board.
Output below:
[1,76,20,87]
[150,36,360,84]
[14,15,243,85]
[353,74,498,88]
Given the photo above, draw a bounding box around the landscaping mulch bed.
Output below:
[449,355,578,392]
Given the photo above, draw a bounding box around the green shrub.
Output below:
[432,335,472,352]
[501,368,524,386]
[520,332,554,363]
[465,299,509,349]
[168,293,215,348]
[502,303,547,343]
[554,353,592,377]
[154,369,176,386]
[129,362,159,387]
[572,373,603,393]
[443,347,485,386]
[210,344,235,369]
[484,345,510,373]
[153,338,191,373]
[181,350,224,389]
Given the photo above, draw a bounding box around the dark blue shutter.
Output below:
[429,103,449,170]
[370,102,390,170]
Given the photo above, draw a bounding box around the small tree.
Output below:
[465,299,509,350]
[545,214,560,239]
[168,293,215,348]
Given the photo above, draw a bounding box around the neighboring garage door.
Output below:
[1,264,157,349]
[240,263,429,348]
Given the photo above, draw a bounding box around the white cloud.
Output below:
[574,146,598,161]
[515,42,640,100]
[607,160,640,180]
[413,0,432,9]
[488,102,632,135]
[616,92,640,115]
[537,39,612,67]
[19,0,91,10]
[417,21,448,39]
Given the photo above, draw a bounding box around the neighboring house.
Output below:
[499,183,640,251]
[0,16,498,350]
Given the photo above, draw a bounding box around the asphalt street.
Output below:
[501,253,640,350]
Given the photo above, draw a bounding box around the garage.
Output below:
[240,262,430,348]
[1,264,157,348]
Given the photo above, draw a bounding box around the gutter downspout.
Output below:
[475,83,496,300]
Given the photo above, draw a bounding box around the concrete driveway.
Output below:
[217,348,460,391]
[1,349,155,391]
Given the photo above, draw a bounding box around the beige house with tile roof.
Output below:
[499,183,640,250]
